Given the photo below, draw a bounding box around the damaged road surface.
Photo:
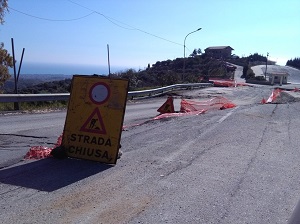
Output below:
[1,86,300,223]
[0,112,66,168]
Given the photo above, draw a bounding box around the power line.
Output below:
[8,2,183,47]
[67,0,182,46]
[67,0,136,30]
[8,6,95,21]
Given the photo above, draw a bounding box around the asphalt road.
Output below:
[0,98,169,169]
[0,112,66,168]
[1,66,300,223]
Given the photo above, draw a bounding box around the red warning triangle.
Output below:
[80,108,107,134]
[157,97,175,114]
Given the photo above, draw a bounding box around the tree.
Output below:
[286,57,300,69]
[0,0,8,24]
[197,48,202,55]
[190,49,198,57]
[0,43,13,86]
[241,65,248,78]
[189,48,202,57]
[0,0,13,93]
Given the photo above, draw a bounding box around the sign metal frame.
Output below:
[62,75,129,164]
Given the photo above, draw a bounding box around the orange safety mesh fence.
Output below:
[212,80,237,87]
[24,134,62,159]
[262,88,300,104]
[180,96,236,113]
[123,97,236,130]
[266,88,282,103]
[209,78,249,87]
[154,110,205,120]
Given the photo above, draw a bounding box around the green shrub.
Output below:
[255,76,266,81]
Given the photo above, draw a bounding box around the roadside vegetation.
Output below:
[0,101,68,112]
[4,53,236,94]
[112,54,232,91]
[0,52,273,111]
[0,0,13,94]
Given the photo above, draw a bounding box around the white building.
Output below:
[268,72,289,85]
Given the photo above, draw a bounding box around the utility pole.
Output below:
[11,38,25,110]
[107,44,111,78]
[264,52,269,80]
[11,38,19,110]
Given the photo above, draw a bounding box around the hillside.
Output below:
[4,74,72,93]
[3,54,269,94]
[17,79,72,94]
[113,55,238,90]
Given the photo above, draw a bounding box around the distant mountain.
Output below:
[4,74,72,93]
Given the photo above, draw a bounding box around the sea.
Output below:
[4,62,139,92]
[9,62,138,77]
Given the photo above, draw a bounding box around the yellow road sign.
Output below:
[62,75,129,164]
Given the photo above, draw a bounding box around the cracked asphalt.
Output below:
[1,65,300,223]
[0,112,65,168]
[123,90,300,224]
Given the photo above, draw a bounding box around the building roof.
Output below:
[205,46,234,50]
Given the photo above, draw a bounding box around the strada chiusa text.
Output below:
[67,133,113,161]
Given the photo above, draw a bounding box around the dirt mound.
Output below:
[265,88,300,104]
[274,91,297,103]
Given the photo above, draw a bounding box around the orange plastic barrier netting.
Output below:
[24,146,52,159]
[154,110,205,120]
[180,97,236,113]
[209,79,249,87]
[24,134,62,159]
[294,87,300,92]
[262,88,300,104]
[266,88,282,103]
[123,97,236,129]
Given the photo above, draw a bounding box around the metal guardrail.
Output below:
[0,83,213,103]
[127,83,213,99]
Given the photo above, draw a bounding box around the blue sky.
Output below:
[1,0,299,75]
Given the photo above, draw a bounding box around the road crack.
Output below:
[0,134,48,139]
[218,104,278,222]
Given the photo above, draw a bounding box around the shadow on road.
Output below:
[0,158,112,192]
